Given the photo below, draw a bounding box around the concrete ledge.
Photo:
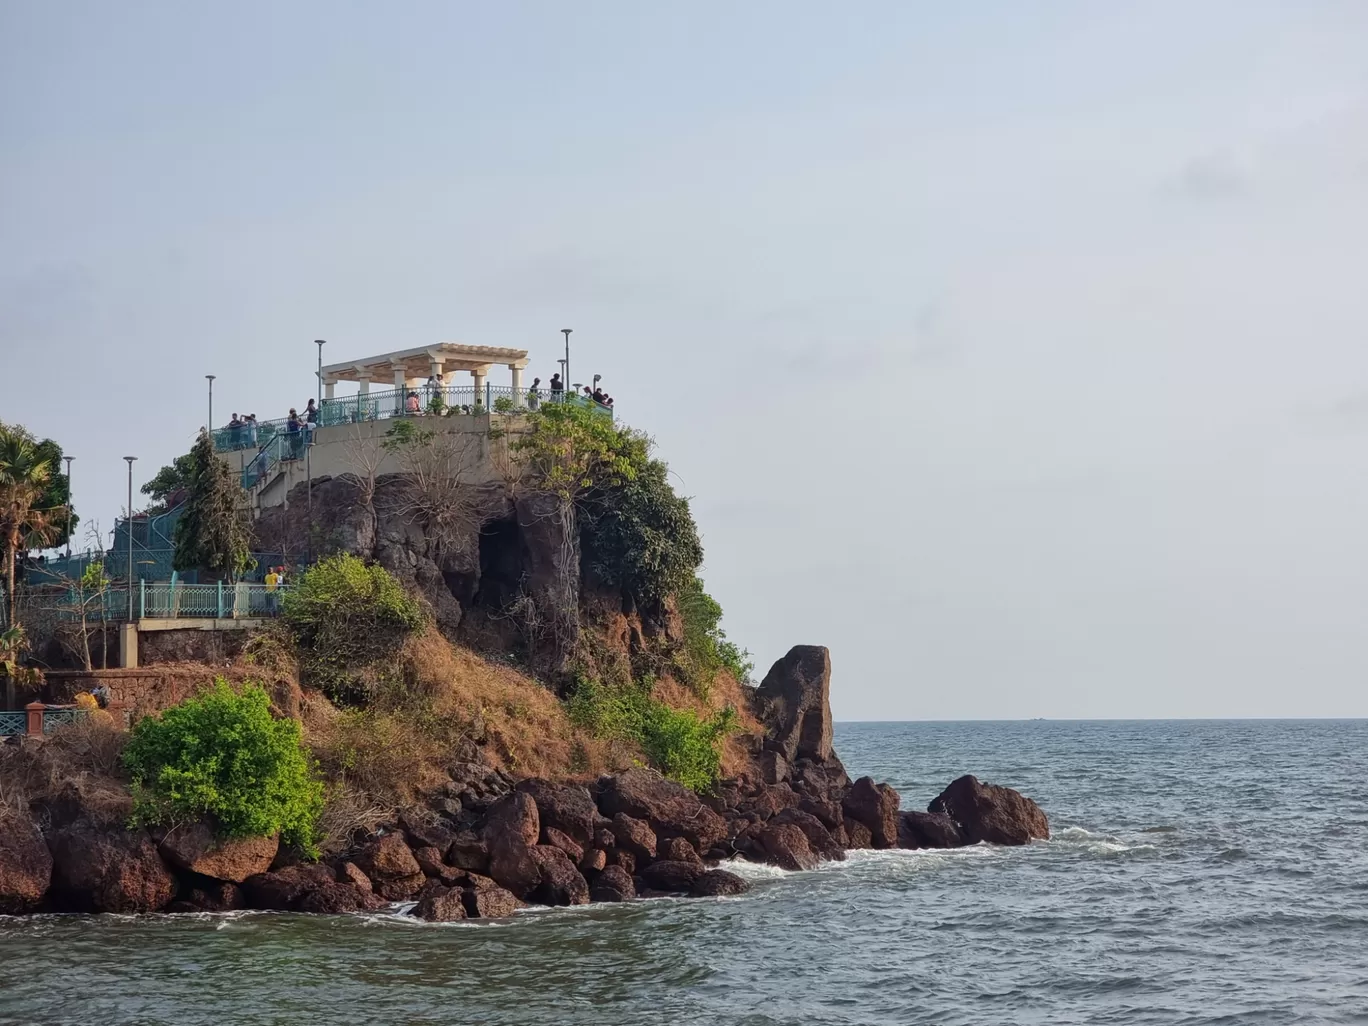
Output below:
[136,618,268,632]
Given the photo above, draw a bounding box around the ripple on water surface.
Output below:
[2,719,1367,1026]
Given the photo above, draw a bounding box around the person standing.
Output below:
[550,373,563,400]
[527,377,541,411]
[264,566,280,614]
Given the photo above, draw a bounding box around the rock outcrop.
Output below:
[155,822,279,883]
[0,809,53,913]
[928,775,1050,845]
[47,822,176,913]
[752,645,834,763]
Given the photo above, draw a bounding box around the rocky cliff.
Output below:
[0,644,1049,918]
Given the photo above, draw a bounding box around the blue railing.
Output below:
[0,711,25,736]
[212,384,611,454]
[42,708,89,734]
[45,580,288,620]
[28,550,285,586]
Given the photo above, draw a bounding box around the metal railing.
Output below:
[42,708,89,734]
[46,581,287,621]
[212,385,612,454]
[0,711,25,736]
[29,551,288,587]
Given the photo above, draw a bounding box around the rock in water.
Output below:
[353,833,425,900]
[638,860,705,893]
[897,811,968,850]
[842,777,901,849]
[928,775,1049,845]
[484,791,540,850]
[588,865,635,903]
[0,809,52,913]
[751,822,818,871]
[752,645,834,763]
[243,864,335,910]
[413,886,467,922]
[609,813,657,860]
[461,877,525,918]
[299,882,384,914]
[690,870,751,897]
[47,822,176,913]
[529,845,590,906]
[156,821,278,883]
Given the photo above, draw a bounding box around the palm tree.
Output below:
[0,426,56,628]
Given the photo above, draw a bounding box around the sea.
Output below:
[2,719,1366,1026]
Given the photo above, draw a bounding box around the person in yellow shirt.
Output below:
[264,566,280,614]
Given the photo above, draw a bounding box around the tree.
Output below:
[173,430,253,581]
[140,450,197,516]
[0,421,76,552]
[581,457,703,606]
[0,424,58,627]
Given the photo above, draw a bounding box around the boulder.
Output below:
[609,813,657,860]
[739,784,801,820]
[589,865,635,903]
[758,750,789,785]
[413,886,467,922]
[413,846,466,885]
[771,808,845,862]
[579,848,608,873]
[156,822,278,883]
[353,833,422,882]
[928,775,1049,845]
[597,769,726,851]
[47,822,175,913]
[529,845,590,906]
[373,872,426,902]
[483,791,540,850]
[399,812,457,853]
[0,809,52,913]
[242,864,335,910]
[690,870,751,897]
[543,827,584,863]
[487,840,542,899]
[462,878,525,918]
[517,779,601,851]
[797,797,845,831]
[843,777,900,849]
[337,861,373,892]
[658,836,702,867]
[898,811,968,850]
[751,822,818,872]
[187,881,245,911]
[605,848,636,875]
[593,828,616,850]
[638,859,705,893]
[445,832,490,874]
[299,882,384,914]
[752,645,833,763]
[844,818,873,850]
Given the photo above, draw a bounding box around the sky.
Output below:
[3,1,1368,719]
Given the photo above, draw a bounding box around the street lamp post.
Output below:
[306,438,313,565]
[206,375,216,432]
[63,456,73,559]
[561,328,572,392]
[315,340,326,417]
[123,457,137,621]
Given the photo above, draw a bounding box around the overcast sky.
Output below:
[4,2,1367,719]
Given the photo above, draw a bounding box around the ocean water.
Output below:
[2,719,1366,1026]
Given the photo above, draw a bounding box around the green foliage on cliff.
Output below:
[581,457,703,606]
[141,450,197,516]
[282,553,427,704]
[173,431,254,581]
[514,401,644,503]
[677,576,754,686]
[123,681,324,856]
[567,675,737,792]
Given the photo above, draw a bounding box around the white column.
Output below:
[393,368,406,415]
[324,381,335,399]
[358,377,371,395]
[472,368,487,410]
[509,364,524,407]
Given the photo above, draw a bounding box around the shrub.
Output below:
[122,681,324,856]
[281,553,427,704]
[566,675,736,793]
[676,576,754,689]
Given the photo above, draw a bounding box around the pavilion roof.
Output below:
[320,342,529,385]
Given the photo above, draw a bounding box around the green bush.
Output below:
[123,681,324,856]
[676,576,753,688]
[281,553,427,703]
[566,675,736,793]
[581,458,703,606]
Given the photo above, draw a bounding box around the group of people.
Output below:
[263,564,287,613]
[529,374,614,410]
[224,412,260,449]
[283,399,319,458]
